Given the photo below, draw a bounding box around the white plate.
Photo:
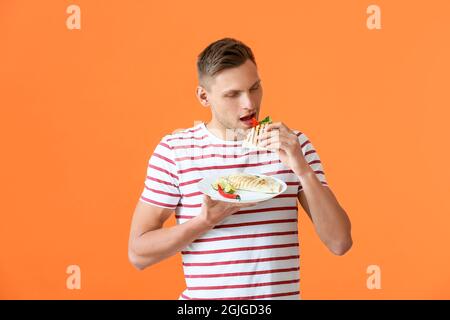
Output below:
[197,173,288,203]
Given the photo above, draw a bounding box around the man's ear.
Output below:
[196,86,210,107]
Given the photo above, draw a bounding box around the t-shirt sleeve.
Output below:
[296,131,329,193]
[139,136,181,209]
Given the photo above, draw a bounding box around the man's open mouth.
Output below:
[239,112,256,121]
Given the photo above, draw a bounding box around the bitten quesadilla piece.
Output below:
[226,173,282,194]
[242,116,272,150]
[242,123,269,150]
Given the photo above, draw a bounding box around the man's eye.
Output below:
[250,85,260,91]
[226,93,238,98]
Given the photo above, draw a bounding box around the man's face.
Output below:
[201,59,263,131]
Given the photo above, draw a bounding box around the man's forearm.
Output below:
[296,166,352,255]
[129,214,212,269]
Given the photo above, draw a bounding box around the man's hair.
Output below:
[197,38,256,85]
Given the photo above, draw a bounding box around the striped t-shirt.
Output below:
[140,122,328,300]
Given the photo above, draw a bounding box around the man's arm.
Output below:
[128,196,259,270]
[297,170,352,256]
[128,200,213,270]
[257,122,352,256]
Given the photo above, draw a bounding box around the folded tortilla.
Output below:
[242,123,269,150]
[226,173,282,194]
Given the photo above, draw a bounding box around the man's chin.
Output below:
[235,123,253,132]
[223,124,250,140]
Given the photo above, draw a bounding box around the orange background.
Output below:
[1,0,449,299]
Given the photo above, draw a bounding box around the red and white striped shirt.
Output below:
[140,122,328,300]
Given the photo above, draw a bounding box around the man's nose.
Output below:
[240,92,254,110]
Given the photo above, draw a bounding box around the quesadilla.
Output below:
[242,116,272,150]
[213,173,282,194]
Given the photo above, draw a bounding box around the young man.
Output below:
[128,38,352,300]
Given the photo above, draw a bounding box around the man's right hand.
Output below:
[199,194,259,228]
